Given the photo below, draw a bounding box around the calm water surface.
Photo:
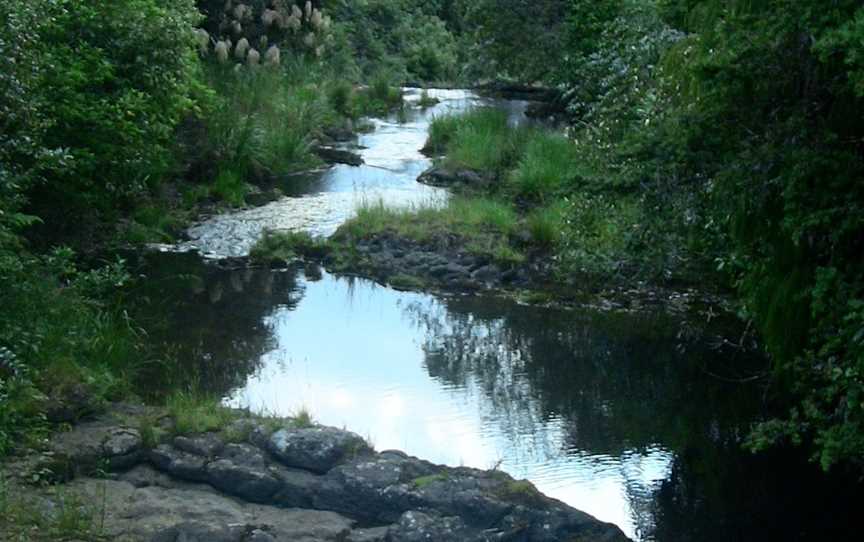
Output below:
[134,90,860,541]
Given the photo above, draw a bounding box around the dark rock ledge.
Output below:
[6,405,630,542]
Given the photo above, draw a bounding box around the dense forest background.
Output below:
[2,0,863,474]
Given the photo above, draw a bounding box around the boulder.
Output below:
[314,145,364,166]
[417,166,492,189]
[267,426,371,474]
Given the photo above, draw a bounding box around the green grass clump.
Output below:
[211,169,248,207]
[412,472,449,489]
[166,390,237,435]
[327,80,354,117]
[250,230,326,263]
[508,132,579,202]
[435,108,530,174]
[417,90,439,108]
[389,274,427,290]
[335,198,525,267]
[526,201,569,249]
[342,197,519,243]
[425,114,462,155]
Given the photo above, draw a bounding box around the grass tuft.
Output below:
[508,132,579,202]
[166,390,237,435]
[249,230,327,263]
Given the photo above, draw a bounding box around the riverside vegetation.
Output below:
[2,0,864,538]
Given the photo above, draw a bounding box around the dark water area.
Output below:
[127,253,862,541]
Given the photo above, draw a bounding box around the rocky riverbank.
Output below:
[1,404,629,542]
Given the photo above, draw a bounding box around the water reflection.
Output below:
[133,257,861,541]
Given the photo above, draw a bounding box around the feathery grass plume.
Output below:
[223,0,233,12]
[291,4,302,19]
[259,35,268,48]
[315,45,324,57]
[304,1,312,20]
[262,8,278,27]
[321,15,331,31]
[232,20,242,35]
[215,40,230,63]
[234,37,250,60]
[247,48,260,66]
[194,28,210,55]
[310,8,323,29]
[303,32,315,48]
[264,45,281,66]
[233,3,250,21]
[287,14,301,31]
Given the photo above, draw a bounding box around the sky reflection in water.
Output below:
[225,271,672,539]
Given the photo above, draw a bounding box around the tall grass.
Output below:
[200,65,334,186]
[426,108,530,174]
[508,132,579,202]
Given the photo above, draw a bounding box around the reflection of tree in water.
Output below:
[128,252,307,398]
[401,294,857,541]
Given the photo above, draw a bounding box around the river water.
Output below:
[132,89,860,541]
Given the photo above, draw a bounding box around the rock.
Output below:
[44,383,94,423]
[386,511,476,542]
[49,420,143,474]
[417,166,491,189]
[314,145,364,166]
[120,464,188,489]
[103,427,144,470]
[267,426,371,474]
[315,451,437,523]
[347,526,390,542]
[31,405,631,542]
[324,120,355,142]
[245,188,283,207]
[204,443,282,502]
[174,433,225,458]
[149,445,208,482]
[270,467,323,508]
[69,477,356,542]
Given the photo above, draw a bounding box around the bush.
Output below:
[0,250,144,456]
[26,0,202,236]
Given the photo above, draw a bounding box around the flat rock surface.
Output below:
[5,406,631,542]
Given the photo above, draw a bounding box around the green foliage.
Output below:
[166,389,237,435]
[193,66,328,184]
[462,0,567,81]
[526,202,568,249]
[211,169,249,207]
[27,0,202,235]
[425,114,463,154]
[249,230,327,263]
[336,197,524,267]
[507,133,579,203]
[0,250,144,457]
[326,0,463,82]
[440,109,528,174]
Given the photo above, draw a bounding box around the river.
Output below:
[130,89,860,541]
